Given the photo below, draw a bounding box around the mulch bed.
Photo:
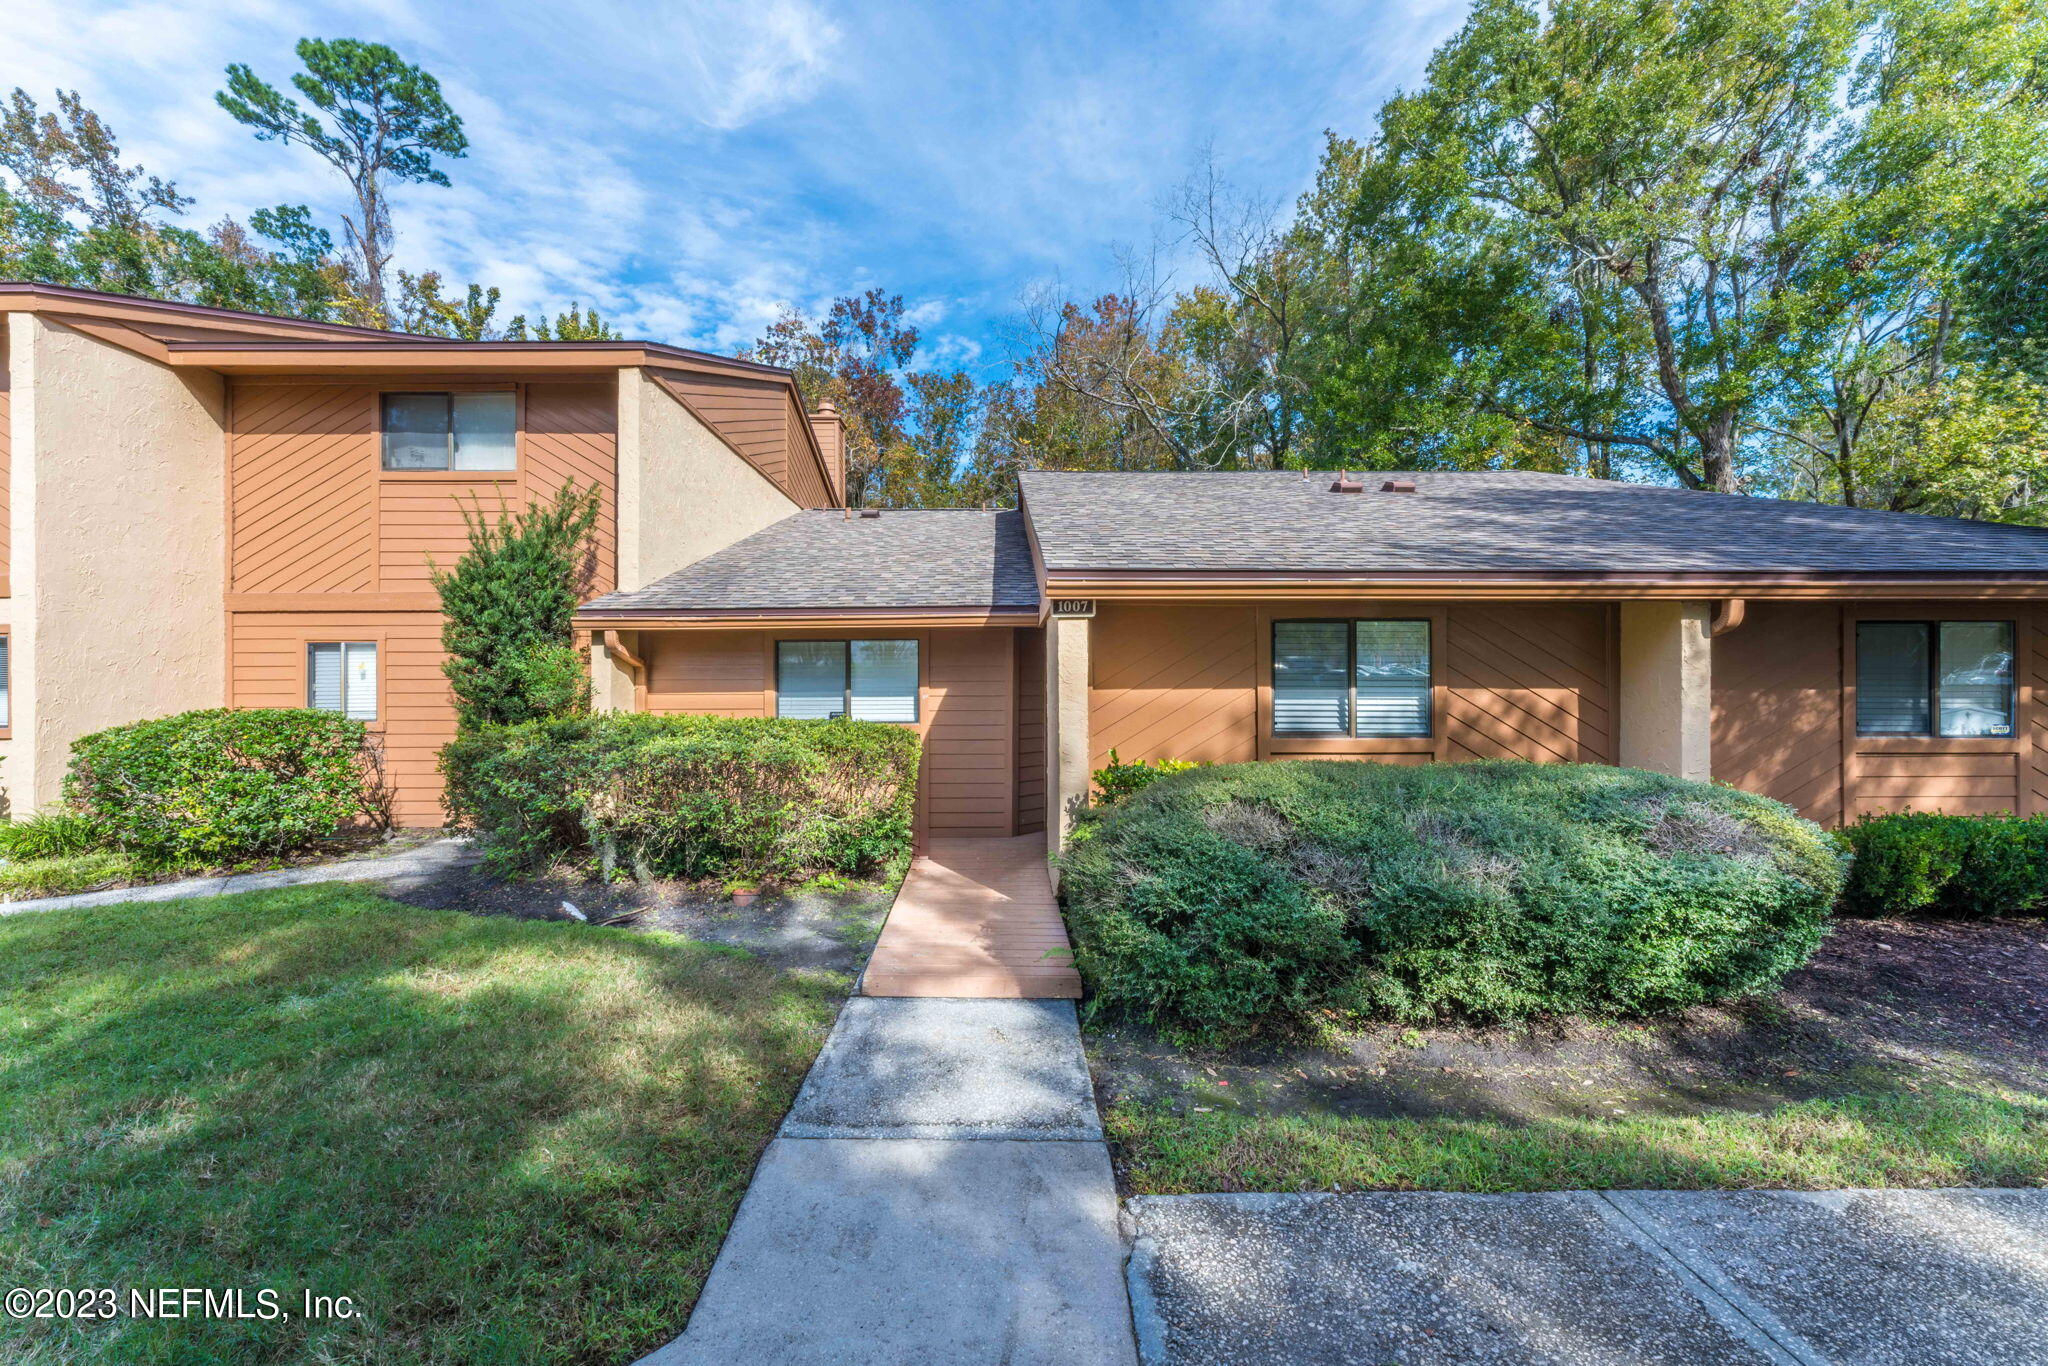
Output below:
[1086,918,2048,1126]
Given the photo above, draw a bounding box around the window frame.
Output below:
[305,640,381,722]
[774,638,922,724]
[0,629,11,737]
[1854,617,2017,740]
[378,388,522,475]
[1270,616,1434,740]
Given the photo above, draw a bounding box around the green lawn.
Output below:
[0,885,842,1365]
[1106,1082,2048,1195]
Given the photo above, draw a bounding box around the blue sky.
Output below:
[12,0,1469,375]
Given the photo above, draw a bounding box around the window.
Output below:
[308,642,378,721]
[1273,619,1431,737]
[1856,620,2014,738]
[0,634,10,730]
[776,640,919,722]
[380,391,517,471]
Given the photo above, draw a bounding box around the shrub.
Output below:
[0,807,106,861]
[65,709,387,864]
[1059,760,1844,1039]
[1837,812,2048,918]
[442,712,920,881]
[432,481,601,731]
[1092,749,1202,805]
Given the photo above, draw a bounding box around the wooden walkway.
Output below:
[861,835,1082,999]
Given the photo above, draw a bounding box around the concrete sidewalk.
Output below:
[639,997,1138,1366]
[1126,1187,2048,1366]
[0,837,477,916]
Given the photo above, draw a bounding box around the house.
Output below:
[577,469,2048,841]
[0,282,844,823]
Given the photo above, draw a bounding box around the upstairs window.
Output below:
[381,391,517,471]
[1856,620,2014,738]
[1273,619,1432,737]
[308,642,378,721]
[776,640,919,722]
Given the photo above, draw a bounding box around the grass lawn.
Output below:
[1094,917,2048,1196]
[0,883,843,1365]
[1107,1081,2048,1193]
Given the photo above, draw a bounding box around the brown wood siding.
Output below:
[1712,602,1845,825]
[1091,601,1613,770]
[228,610,449,827]
[1014,627,1047,835]
[226,375,619,824]
[1090,603,1261,769]
[640,625,1019,838]
[1444,603,1615,764]
[652,368,832,508]
[229,382,378,593]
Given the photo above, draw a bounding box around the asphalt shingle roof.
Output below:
[582,508,1041,613]
[1017,470,2048,575]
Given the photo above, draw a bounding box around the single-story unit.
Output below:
[576,469,2048,842]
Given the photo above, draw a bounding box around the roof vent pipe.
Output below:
[1329,471,1366,493]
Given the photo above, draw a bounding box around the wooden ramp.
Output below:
[861,835,1081,999]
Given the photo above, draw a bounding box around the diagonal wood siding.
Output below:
[1712,602,1845,825]
[1090,603,1261,768]
[229,382,378,593]
[1444,603,1614,763]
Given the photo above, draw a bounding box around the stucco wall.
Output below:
[615,366,799,591]
[9,315,227,810]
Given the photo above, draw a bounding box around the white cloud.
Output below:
[6,0,1467,364]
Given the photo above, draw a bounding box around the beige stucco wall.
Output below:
[614,366,799,592]
[1618,600,1713,782]
[8,315,227,811]
[1045,613,1092,853]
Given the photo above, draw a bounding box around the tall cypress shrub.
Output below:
[432,481,602,731]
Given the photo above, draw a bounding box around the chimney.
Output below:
[808,402,846,504]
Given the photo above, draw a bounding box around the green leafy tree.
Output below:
[395,269,502,339]
[1318,0,2048,490]
[508,302,622,340]
[431,483,602,731]
[218,38,468,325]
[0,88,346,316]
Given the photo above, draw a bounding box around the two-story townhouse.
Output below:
[0,282,844,824]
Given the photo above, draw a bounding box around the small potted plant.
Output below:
[727,880,761,907]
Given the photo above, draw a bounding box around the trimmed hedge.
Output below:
[441,712,920,881]
[1837,812,2048,918]
[65,709,388,864]
[1059,759,1845,1039]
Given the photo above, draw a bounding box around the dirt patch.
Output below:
[1086,918,2048,1127]
[378,857,894,980]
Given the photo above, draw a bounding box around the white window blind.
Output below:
[777,640,920,722]
[1355,620,1432,737]
[1273,621,1352,735]
[1937,621,2014,737]
[452,392,518,470]
[1856,622,1932,734]
[0,635,11,729]
[308,643,378,720]
[778,642,849,719]
[849,640,919,722]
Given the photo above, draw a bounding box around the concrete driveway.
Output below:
[1126,1187,2048,1366]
